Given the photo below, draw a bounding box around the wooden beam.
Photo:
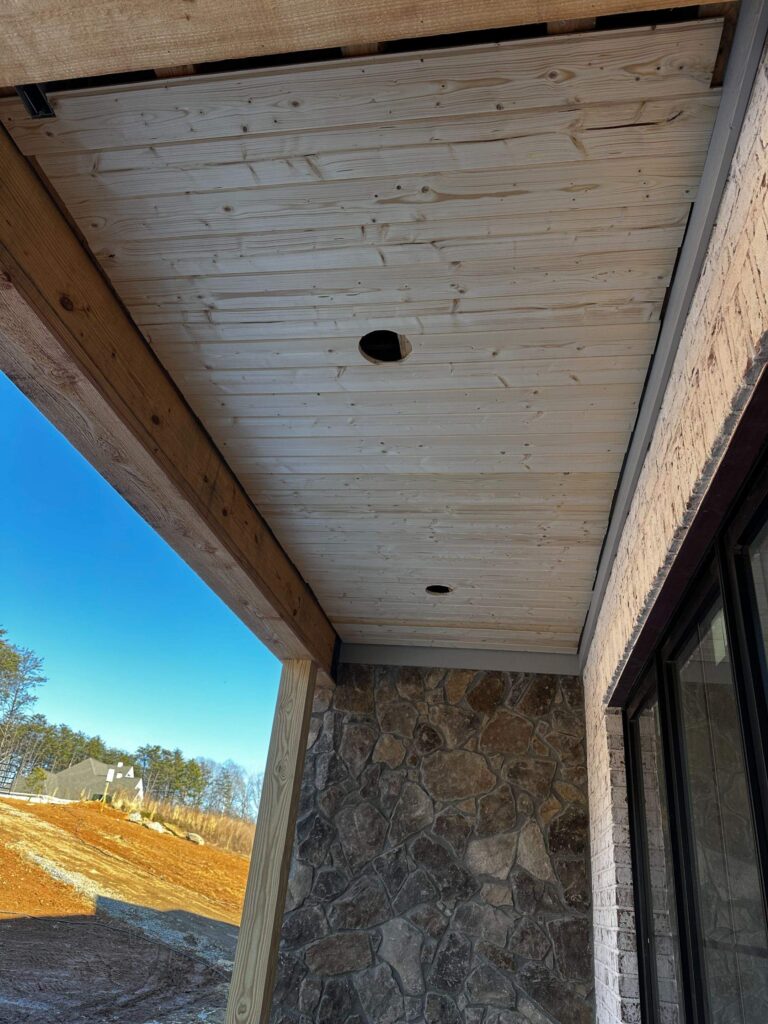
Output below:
[0,125,337,674]
[226,658,317,1024]
[1,0,703,86]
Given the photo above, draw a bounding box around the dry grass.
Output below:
[113,795,256,855]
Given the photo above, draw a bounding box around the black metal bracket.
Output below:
[15,83,55,119]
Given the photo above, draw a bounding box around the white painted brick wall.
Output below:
[583,51,768,1024]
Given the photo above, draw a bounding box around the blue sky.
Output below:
[1,372,280,774]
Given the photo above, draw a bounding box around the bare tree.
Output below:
[0,647,46,753]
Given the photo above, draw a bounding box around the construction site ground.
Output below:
[0,797,250,1023]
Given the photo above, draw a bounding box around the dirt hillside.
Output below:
[0,797,250,1023]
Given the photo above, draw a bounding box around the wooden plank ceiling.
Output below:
[0,19,722,654]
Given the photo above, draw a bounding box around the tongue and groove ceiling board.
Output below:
[0,19,722,654]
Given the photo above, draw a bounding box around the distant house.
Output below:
[18,758,144,802]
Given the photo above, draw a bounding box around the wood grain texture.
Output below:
[0,2,705,89]
[0,125,336,672]
[226,659,316,1024]
[0,22,722,653]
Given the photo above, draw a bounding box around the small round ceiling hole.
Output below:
[359,329,412,364]
[426,584,453,595]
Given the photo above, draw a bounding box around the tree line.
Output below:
[0,627,263,821]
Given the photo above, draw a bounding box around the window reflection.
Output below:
[637,696,685,1022]
[675,602,768,1024]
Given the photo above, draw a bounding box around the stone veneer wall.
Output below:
[582,48,768,1024]
[269,664,593,1024]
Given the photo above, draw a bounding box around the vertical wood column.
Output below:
[226,658,317,1024]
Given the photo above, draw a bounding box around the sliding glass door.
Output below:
[626,464,768,1024]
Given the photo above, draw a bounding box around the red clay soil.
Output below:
[4,799,249,923]
[0,799,243,1023]
[0,839,91,918]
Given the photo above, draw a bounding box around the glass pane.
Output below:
[748,519,768,661]
[675,599,768,1024]
[637,695,685,1023]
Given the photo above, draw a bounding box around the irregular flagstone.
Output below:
[549,918,592,981]
[452,900,508,946]
[466,831,518,880]
[549,806,589,858]
[327,875,390,930]
[480,710,534,755]
[506,758,557,801]
[429,705,477,746]
[336,801,388,869]
[285,859,313,911]
[466,963,518,1007]
[444,669,475,705]
[354,963,404,1024]
[340,722,377,777]
[517,964,593,1024]
[281,905,328,948]
[392,867,440,914]
[389,781,434,844]
[378,700,418,737]
[516,676,558,718]
[429,930,472,992]
[271,665,591,1024]
[425,992,462,1024]
[317,977,354,1024]
[433,809,472,853]
[466,673,505,714]
[305,932,372,975]
[413,722,443,755]
[372,733,406,768]
[379,917,425,995]
[421,750,495,800]
[517,820,556,882]
[374,844,410,897]
[477,785,517,835]
[509,917,551,960]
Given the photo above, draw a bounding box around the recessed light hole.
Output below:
[426,584,453,595]
[359,329,412,364]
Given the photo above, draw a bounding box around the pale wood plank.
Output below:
[29,99,717,201]
[198,383,643,418]
[118,251,675,315]
[138,292,665,332]
[173,353,655,397]
[226,658,316,1024]
[153,326,657,375]
[91,205,692,279]
[205,408,638,439]
[59,160,703,241]
[24,96,717,178]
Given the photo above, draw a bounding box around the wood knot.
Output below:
[59,294,75,311]
[150,413,161,425]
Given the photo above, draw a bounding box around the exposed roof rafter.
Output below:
[1,0,704,87]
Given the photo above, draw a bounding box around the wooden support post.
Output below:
[226,659,317,1024]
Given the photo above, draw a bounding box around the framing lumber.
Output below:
[0,125,337,674]
[0,0,703,86]
[226,658,317,1024]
